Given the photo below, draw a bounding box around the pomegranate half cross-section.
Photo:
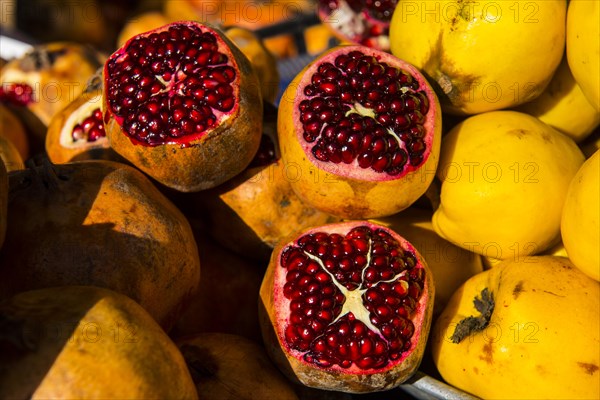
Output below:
[259,221,434,393]
[317,0,399,51]
[278,45,441,219]
[102,21,263,192]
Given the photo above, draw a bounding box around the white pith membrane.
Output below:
[105,22,240,147]
[293,47,434,182]
[274,223,427,373]
[59,100,107,149]
[318,0,391,50]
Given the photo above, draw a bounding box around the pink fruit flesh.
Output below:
[297,49,431,177]
[72,108,106,143]
[277,224,427,371]
[104,22,239,147]
[318,0,397,50]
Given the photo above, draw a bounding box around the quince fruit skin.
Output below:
[431,255,600,399]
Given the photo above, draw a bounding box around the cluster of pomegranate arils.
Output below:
[72,108,106,143]
[299,50,430,175]
[105,23,238,146]
[0,83,34,106]
[280,225,425,370]
[319,0,398,46]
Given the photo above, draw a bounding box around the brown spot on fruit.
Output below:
[540,131,553,143]
[512,280,525,299]
[507,129,528,138]
[479,342,494,364]
[536,364,547,376]
[578,362,599,375]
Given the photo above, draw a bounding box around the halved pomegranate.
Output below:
[45,84,122,163]
[317,0,398,51]
[278,45,441,219]
[102,21,263,192]
[259,220,434,393]
[0,159,201,331]
[0,42,105,150]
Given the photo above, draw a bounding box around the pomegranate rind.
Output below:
[103,21,263,192]
[259,220,434,393]
[0,42,105,129]
[0,286,198,399]
[198,158,341,262]
[0,160,6,249]
[224,26,280,104]
[192,109,340,261]
[278,45,441,219]
[317,1,391,51]
[0,105,29,161]
[0,160,201,331]
[175,333,299,400]
[45,89,120,164]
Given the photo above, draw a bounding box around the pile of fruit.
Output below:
[0,0,598,399]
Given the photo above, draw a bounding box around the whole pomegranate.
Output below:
[172,232,264,341]
[176,333,299,400]
[0,136,25,172]
[0,104,29,161]
[0,159,201,331]
[278,45,441,219]
[103,21,263,192]
[0,159,6,249]
[317,0,398,51]
[223,26,280,104]
[192,102,339,262]
[259,220,434,393]
[431,256,600,399]
[0,286,198,399]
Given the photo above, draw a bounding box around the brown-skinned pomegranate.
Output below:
[176,333,299,400]
[190,102,339,262]
[0,42,105,150]
[223,26,280,104]
[0,104,29,162]
[0,159,200,331]
[318,0,398,51]
[278,45,441,219]
[0,286,198,399]
[102,20,263,192]
[45,85,122,164]
[0,136,24,172]
[172,231,264,342]
[0,159,6,249]
[259,220,434,393]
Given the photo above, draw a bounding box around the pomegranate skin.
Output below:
[0,159,201,331]
[277,45,442,219]
[102,21,263,192]
[45,89,121,164]
[259,220,434,393]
